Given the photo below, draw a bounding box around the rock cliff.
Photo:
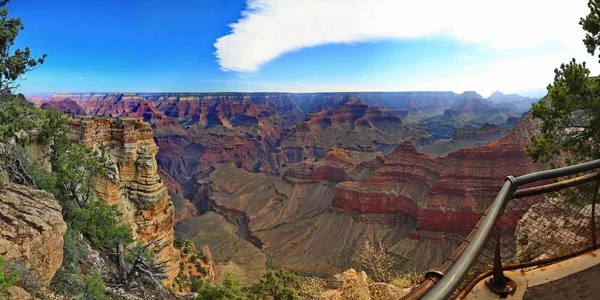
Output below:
[0,182,67,285]
[67,116,179,281]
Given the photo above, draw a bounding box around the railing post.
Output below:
[592,173,599,248]
[485,234,515,297]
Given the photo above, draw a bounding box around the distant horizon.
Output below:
[23,89,546,99]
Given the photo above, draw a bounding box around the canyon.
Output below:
[32,91,540,284]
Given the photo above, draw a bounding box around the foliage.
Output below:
[38,107,70,150]
[527,59,600,164]
[390,269,425,289]
[0,145,57,192]
[0,257,18,291]
[68,200,133,250]
[3,257,42,294]
[581,0,600,63]
[54,142,107,208]
[0,94,42,144]
[193,273,249,300]
[52,269,107,300]
[0,1,46,94]
[355,240,394,283]
[82,270,108,300]
[52,230,108,299]
[189,270,309,300]
[250,269,304,300]
[528,0,600,164]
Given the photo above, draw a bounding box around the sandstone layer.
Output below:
[0,182,67,285]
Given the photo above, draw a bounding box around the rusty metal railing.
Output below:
[403,159,600,300]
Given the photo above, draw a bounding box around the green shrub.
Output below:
[82,270,107,300]
[195,263,207,276]
[251,269,304,300]
[3,257,43,294]
[68,200,133,250]
[51,269,107,300]
[174,239,184,249]
[197,249,209,264]
[193,273,248,300]
[51,270,85,297]
[0,257,18,291]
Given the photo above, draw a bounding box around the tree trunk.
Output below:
[118,241,128,280]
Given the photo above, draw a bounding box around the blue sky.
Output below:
[10,0,595,97]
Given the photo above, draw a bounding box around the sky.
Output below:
[9,0,598,97]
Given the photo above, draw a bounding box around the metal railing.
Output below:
[403,159,600,299]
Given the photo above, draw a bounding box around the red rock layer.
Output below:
[332,118,541,234]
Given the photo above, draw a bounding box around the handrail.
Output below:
[406,158,600,300]
[513,159,600,186]
[420,180,515,300]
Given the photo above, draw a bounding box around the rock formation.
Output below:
[317,269,411,300]
[0,182,67,285]
[67,116,180,281]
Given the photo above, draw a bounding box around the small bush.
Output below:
[82,270,107,300]
[195,263,207,276]
[390,270,424,289]
[68,200,133,250]
[251,269,304,300]
[3,258,43,294]
[174,239,184,249]
[197,249,209,264]
[0,257,19,291]
[355,240,394,283]
[194,273,247,300]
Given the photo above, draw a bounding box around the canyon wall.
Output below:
[332,117,541,234]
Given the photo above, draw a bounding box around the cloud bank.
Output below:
[215,0,588,72]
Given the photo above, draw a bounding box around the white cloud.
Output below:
[214,0,588,72]
[229,46,598,97]
[463,66,475,71]
[456,55,473,60]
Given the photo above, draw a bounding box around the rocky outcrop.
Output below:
[0,182,67,285]
[317,269,410,300]
[67,116,179,282]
